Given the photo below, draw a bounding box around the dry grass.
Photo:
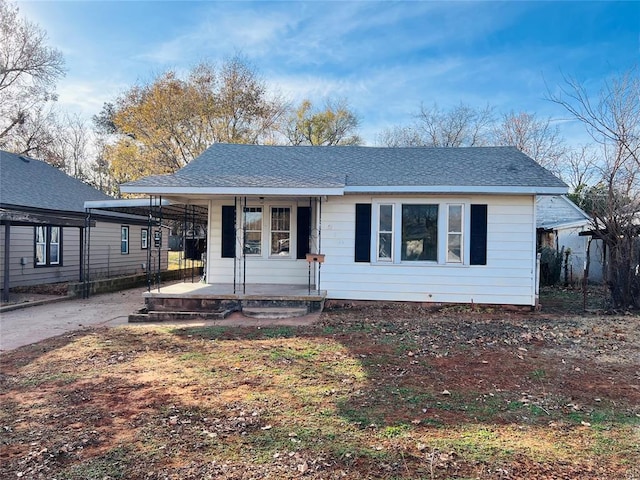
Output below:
[1,297,639,479]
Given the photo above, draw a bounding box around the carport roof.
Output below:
[83,198,208,223]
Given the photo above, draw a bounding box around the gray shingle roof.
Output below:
[123,143,568,192]
[0,150,112,213]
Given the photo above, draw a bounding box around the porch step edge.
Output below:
[242,307,309,319]
[128,309,236,323]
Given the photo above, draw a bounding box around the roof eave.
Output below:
[119,186,346,197]
[344,185,568,195]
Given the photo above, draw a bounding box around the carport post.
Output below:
[3,222,10,303]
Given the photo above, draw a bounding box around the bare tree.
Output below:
[549,67,640,309]
[376,102,494,147]
[418,102,494,147]
[494,111,566,174]
[48,113,91,179]
[562,145,600,191]
[376,125,427,147]
[0,0,65,151]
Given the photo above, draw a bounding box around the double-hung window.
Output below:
[447,204,463,263]
[377,204,394,261]
[244,207,263,255]
[121,226,129,254]
[35,226,61,266]
[270,207,291,256]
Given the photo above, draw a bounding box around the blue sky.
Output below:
[18,1,639,145]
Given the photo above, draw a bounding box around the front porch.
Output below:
[130,282,327,322]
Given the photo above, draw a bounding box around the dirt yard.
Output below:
[1,288,638,479]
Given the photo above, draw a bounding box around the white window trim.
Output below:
[372,199,471,266]
[446,204,464,264]
[269,206,292,258]
[49,226,60,265]
[240,202,298,260]
[376,204,394,262]
[35,226,47,266]
[121,226,129,255]
[243,206,263,256]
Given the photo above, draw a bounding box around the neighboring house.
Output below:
[121,143,567,306]
[536,195,604,283]
[0,150,167,299]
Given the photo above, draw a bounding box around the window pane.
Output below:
[448,205,462,233]
[50,244,60,264]
[378,232,392,259]
[245,232,262,255]
[50,227,60,243]
[245,208,262,231]
[271,207,290,231]
[401,204,438,261]
[447,234,462,263]
[121,227,129,254]
[36,244,46,265]
[271,232,290,255]
[36,226,46,243]
[379,204,393,232]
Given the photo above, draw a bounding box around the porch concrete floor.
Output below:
[142,282,326,300]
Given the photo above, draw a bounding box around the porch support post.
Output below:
[242,196,247,295]
[3,222,10,303]
[318,196,322,294]
[182,204,187,283]
[147,196,153,292]
[233,196,237,294]
[157,195,162,292]
[84,209,92,299]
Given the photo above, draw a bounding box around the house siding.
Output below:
[319,195,537,305]
[204,194,538,305]
[0,225,82,288]
[0,220,168,290]
[207,199,312,285]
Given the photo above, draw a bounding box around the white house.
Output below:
[536,195,604,283]
[121,143,567,307]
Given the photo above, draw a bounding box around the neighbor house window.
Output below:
[377,204,394,261]
[244,207,262,255]
[141,228,148,249]
[447,204,463,263]
[270,207,291,256]
[35,226,62,266]
[121,226,129,254]
[401,204,438,261]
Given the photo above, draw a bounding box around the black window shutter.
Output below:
[354,203,372,262]
[296,206,311,259]
[470,204,488,265]
[221,206,236,258]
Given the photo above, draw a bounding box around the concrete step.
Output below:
[242,306,308,319]
[128,308,236,323]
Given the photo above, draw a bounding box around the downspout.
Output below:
[3,222,10,303]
